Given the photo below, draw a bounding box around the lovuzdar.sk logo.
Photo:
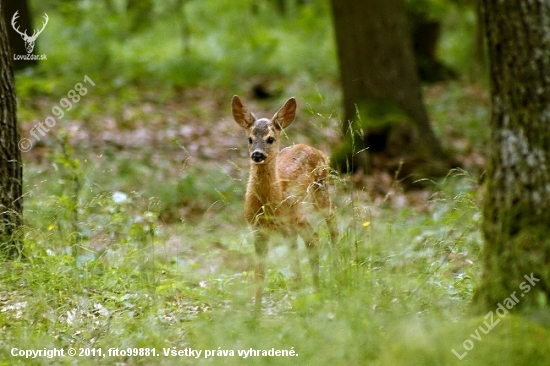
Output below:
[11,10,48,61]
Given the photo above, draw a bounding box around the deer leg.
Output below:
[325,212,337,246]
[299,224,320,289]
[253,230,268,313]
[311,181,338,245]
[311,183,339,270]
[306,236,320,290]
[288,230,302,284]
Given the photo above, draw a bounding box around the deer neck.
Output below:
[245,157,285,226]
[249,158,282,203]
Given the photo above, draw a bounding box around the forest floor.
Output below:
[3,80,548,365]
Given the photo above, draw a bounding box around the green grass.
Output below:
[5,83,550,364]
[0,111,498,365]
[7,144,550,365]
[3,157,482,365]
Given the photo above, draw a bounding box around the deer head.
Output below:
[232,96,296,164]
[11,11,49,54]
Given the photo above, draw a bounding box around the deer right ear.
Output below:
[232,95,256,129]
[272,97,296,130]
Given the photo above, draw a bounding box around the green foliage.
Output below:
[353,98,411,131]
[438,5,480,76]
[27,0,336,92]
[22,0,482,97]
[406,0,455,21]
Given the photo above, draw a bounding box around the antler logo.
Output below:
[11,11,49,54]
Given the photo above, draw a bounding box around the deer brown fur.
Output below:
[231,95,336,312]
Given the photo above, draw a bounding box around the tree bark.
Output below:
[329,0,454,183]
[0,0,23,258]
[474,0,550,311]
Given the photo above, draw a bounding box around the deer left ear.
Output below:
[273,97,296,130]
[232,95,256,129]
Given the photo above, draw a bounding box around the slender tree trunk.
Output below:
[0,1,23,258]
[474,0,550,311]
[127,0,154,32]
[407,9,456,82]
[330,0,454,183]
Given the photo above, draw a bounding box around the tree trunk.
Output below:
[474,0,550,311]
[127,0,154,32]
[2,0,37,70]
[329,0,454,184]
[0,0,23,259]
[409,17,456,83]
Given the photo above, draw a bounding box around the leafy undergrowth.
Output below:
[2,81,549,365]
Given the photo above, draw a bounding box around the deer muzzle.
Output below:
[251,151,267,163]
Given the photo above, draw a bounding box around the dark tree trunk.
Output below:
[127,0,154,32]
[0,1,23,258]
[329,0,454,184]
[2,0,37,70]
[409,18,456,82]
[474,0,550,311]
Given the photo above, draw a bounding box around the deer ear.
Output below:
[273,97,296,130]
[231,95,256,129]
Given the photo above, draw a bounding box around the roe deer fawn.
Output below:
[231,95,336,312]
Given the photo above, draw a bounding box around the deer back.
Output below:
[277,143,330,206]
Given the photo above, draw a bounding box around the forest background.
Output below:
[1,0,549,365]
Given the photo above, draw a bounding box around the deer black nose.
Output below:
[251,151,266,162]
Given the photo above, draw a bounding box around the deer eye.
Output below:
[248,137,252,144]
[266,137,275,144]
